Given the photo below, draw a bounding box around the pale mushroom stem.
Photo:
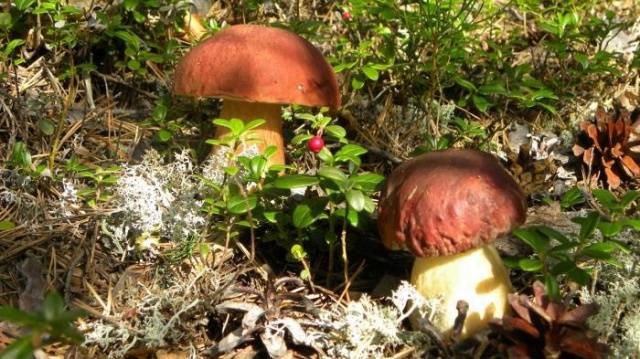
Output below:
[215,99,286,166]
[410,244,512,339]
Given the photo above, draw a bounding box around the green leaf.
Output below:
[550,261,577,275]
[573,212,600,241]
[620,190,640,208]
[226,192,257,215]
[566,267,591,286]
[36,119,55,136]
[0,336,34,359]
[317,166,348,188]
[472,95,492,113]
[560,187,584,209]
[536,225,570,244]
[518,258,543,272]
[574,52,589,69]
[263,145,278,159]
[544,274,560,300]
[362,66,379,81]
[213,118,244,136]
[351,172,385,192]
[290,244,307,261]
[324,125,347,139]
[0,220,15,230]
[42,291,65,321]
[3,39,25,57]
[10,141,31,169]
[292,199,327,229]
[123,0,139,11]
[581,241,623,259]
[126,59,141,70]
[156,129,172,142]
[334,144,367,164]
[345,189,365,212]
[0,12,12,31]
[262,211,278,224]
[243,119,266,132]
[0,307,41,327]
[592,189,618,211]
[15,0,36,11]
[351,76,364,90]
[454,77,477,92]
[513,228,550,253]
[316,147,333,164]
[273,175,319,189]
[597,221,623,237]
[478,83,508,96]
[622,218,640,230]
[346,207,359,227]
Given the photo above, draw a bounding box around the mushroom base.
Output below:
[215,99,285,166]
[410,244,511,339]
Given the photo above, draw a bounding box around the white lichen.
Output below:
[580,246,640,358]
[105,149,207,255]
[313,281,436,359]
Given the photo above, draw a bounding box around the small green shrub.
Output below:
[0,291,85,359]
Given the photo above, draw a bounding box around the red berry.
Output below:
[342,11,352,21]
[307,136,325,153]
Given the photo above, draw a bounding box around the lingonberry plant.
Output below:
[506,187,639,299]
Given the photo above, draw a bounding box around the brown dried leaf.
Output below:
[560,332,608,359]
[572,144,586,156]
[559,303,599,327]
[501,317,541,338]
[604,167,621,189]
[620,155,640,177]
[508,294,531,323]
[586,124,601,151]
[583,147,595,166]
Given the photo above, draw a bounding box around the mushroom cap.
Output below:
[173,24,341,110]
[378,149,526,257]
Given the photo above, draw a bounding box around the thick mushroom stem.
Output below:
[410,244,512,339]
[215,99,286,166]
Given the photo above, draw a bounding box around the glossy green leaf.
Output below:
[518,258,544,272]
[292,199,327,229]
[273,175,319,189]
[351,172,385,192]
[317,166,348,187]
[512,228,550,253]
[156,129,172,142]
[362,66,379,81]
[560,187,584,209]
[346,189,365,211]
[325,125,347,139]
[573,212,600,241]
[290,244,307,261]
[536,225,570,244]
[227,193,257,215]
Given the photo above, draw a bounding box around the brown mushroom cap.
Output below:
[173,24,340,110]
[378,149,526,257]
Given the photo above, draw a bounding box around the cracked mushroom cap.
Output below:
[173,24,341,110]
[378,149,526,257]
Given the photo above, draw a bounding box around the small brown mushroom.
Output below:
[173,24,341,165]
[378,148,527,338]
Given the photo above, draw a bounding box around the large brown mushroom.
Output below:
[173,24,341,165]
[378,148,527,338]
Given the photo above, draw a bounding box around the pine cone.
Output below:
[572,106,640,189]
[506,143,557,195]
[490,281,608,359]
